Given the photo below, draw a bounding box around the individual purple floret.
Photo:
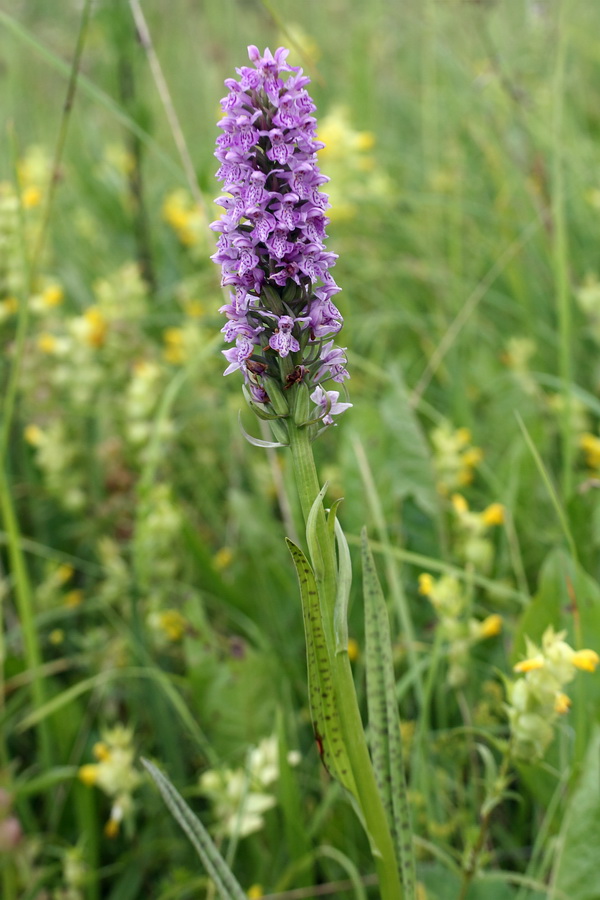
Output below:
[310,386,353,427]
[211,45,351,436]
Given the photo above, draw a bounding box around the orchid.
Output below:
[211,45,351,436]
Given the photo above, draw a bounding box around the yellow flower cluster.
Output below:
[78,725,142,838]
[162,189,208,252]
[450,493,504,572]
[0,146,50,305]
[508,626,599,759]
[418,572,502,688]
[317,106,391,222]
[431,423,483,495]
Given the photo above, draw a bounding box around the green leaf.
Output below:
[361,528,417,898]
[285,538,358,799]
[142,759,247,900]
[552,727,600,900]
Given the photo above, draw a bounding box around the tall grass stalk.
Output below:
[551,0,574,500]
[128,0,207,214]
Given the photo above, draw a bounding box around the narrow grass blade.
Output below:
[0,10,184,182]
[515,412,577,561]
[361,528,417,898]
[17,666,214,761]
[316,845,369,900]
[142,759,247,900]
[286,538,358,799]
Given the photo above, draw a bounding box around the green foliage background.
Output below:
[2,0,600,898]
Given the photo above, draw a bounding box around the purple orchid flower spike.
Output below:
[211,46,351,438]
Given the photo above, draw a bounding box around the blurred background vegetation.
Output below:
[2,0,600,898]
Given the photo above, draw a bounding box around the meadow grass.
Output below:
[2,1,600,897]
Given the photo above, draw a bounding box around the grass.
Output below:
[2,0,600,897]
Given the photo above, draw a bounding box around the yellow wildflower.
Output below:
[93,742,111,762]
[22,185,42,209]
[79,725,142,841]
[432,423,483,493]
[214,546,233,571]
[163,327,187,364]
[514,655,545,673]
[24,424,44,446]
[78,765,99,787]
[462,447,484,468]
[451,493,469,515]
[554,692,571,715]
[83,307,107,348]
[479,614,503,639]
[580,433,600,470]
[482,503,505,527]
[418,573,434,596]
[162,189,205,247]
[49,629,64,645]
[37,333,57,354]
[41,284,64,308]
[104,818,120,839]
[507,630,598,760]
[572,649,600,673]
[456,468,474,487]
[158,610,187,642]
[247,886,264,899]
[64,589,83,609]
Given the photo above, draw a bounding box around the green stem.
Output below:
[0,464,52,770]
[457,744,513,900]
[1,860,17,900]
[287,422,403,900]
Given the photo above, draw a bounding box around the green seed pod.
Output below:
[293,381,310,426]
[266,379,290,417]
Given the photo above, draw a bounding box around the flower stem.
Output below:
[287,421,403,899]
[457,745,512,900]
